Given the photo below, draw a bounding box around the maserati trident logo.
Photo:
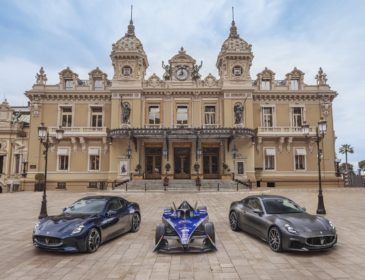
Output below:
[45,238,49,245]
[320,238,325,245]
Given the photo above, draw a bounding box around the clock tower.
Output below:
[216,17,254,86]
[110,12,149,88]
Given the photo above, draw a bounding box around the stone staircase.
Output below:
[112,179,250,192]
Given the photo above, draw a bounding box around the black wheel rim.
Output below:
[88,229,100,252]
[230,212,238,230]
[269,228,280,251]
[132,214,140,231]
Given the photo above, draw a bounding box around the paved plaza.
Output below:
[1,187,365,280]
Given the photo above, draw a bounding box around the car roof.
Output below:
[77,195,127,201]
[244,194,288,200]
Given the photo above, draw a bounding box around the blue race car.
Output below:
[154,201,216,252]
[33,196,140,253]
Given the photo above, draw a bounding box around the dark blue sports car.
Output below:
[33,195,141,253]
[154,201,216,253]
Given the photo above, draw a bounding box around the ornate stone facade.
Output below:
[22,16,340,191]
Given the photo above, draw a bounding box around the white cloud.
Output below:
[0,0,364,162]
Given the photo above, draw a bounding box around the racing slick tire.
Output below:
[155,223,166,246]
[204,222,215,244]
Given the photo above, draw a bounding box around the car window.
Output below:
[107,198,123,211]
[244,198,263,211]
[263,198,303,214]
[65,198,107,214]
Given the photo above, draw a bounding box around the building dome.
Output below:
[111,20,147,57]
[218,21,252,56]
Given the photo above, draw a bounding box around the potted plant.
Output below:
[222,163,231,180]
[163,163,171,187]
[194,162,201,186]
[34,173,45,192]
[134,164,143,180]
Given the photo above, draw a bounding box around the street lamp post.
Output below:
[38,123,64,219]
[302,118,327,215]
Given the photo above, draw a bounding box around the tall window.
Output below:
[0,155,4,174]
[295,148,306,170]
[204,106,216,125]
[148,105,160,125]
[61,107,72,127]
[122,66,132,76]
[58,148,69,171]
[59,156,69,170]
[94,79,103,90]
[261,80,271,90]
[237,162,244,175]
[65,79,73,90]
[14,154,21,174]
[91,107,103,127]
[262,107,273,127]
[290,79,299,90]
[176,106,188,126]
[264,148,275,170]
[292,107,304,127]
[89,148,100,171]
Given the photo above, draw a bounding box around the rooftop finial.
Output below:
[130,5,133,24]
[126,5,135,36]
[229,7,238,38]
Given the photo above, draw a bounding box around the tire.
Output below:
[204,222,215,243]
[268,226,282,252]
[155,223,165,245]
[229,211,239,231]
[130,213,140,233]
[86,228,101,253]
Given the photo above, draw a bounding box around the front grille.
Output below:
[307,236,335,246]
[35,236,62,247]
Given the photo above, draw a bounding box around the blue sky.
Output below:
[1,0,364,166]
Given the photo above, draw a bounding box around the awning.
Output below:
[265,148,276,156]
[88,148,100,156]
[57,148,69,156]
[295,148,306,155]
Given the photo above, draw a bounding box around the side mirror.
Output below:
[106,210,117,217]
[301,207,306,212]
[253,209,264,216]
[62,208,67,212]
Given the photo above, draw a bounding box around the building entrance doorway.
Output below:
[174,147,191,179]
[145,147,162,179]
[203,147,220,179]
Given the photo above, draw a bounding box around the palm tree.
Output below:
[339,144,354,173]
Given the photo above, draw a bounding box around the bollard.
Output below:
[218,183,220,191]
[145,183,147,192]
[164,184,166,192]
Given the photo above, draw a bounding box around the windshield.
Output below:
[64,198,107,215]
[263,198,304,214]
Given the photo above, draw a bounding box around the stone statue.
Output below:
[315,67,328,86]
[36,67,47,85]
[122,102,131,124]
[192,61,203,80]
[162,61,171,80]
[234,103,243,124]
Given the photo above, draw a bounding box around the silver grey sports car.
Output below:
[229,195,337,252]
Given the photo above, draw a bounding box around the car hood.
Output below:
[275,213,333,233]
[36,213,97,236]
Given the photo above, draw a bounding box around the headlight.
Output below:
[284,224,298,234]
[328,220,336,230]
[71,224,85,235]
[33,222,40,233]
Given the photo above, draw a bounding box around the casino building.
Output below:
[23,16,340,191]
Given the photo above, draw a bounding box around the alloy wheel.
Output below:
[131,213,140,232]
[229,212,239,231]
[268,227,282,252]
[87,228,101,253]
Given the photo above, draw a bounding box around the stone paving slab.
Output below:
[0,188,365,279]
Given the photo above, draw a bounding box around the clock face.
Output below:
[176,67,188,81]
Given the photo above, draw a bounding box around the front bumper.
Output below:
[281,231,337,251]
[155,235,216,253]
[32,234,87,253]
